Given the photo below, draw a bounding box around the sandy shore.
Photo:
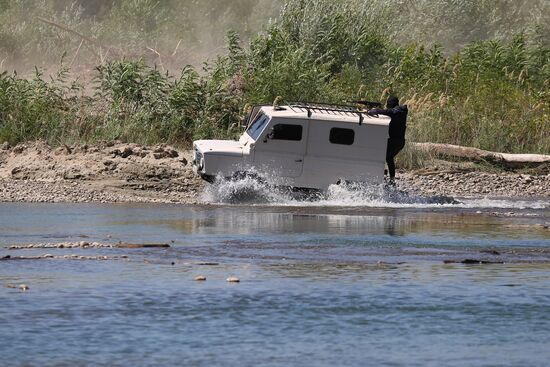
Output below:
[0,141,548,203]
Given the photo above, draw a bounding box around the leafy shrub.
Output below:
[0,0,548,156]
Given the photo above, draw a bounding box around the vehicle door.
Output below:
[254,119,307,178]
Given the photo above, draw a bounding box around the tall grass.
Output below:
[0,57,243,145]
[0,0,548,154]
[0,0,283,71]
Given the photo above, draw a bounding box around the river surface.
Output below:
[1,197,550,366]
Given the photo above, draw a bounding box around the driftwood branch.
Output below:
[146,46,164,70]
[172,39,182,57]
[35,16,126,62]
[36,16,102,59]
[413,142,550,168]
[69,39,84,68]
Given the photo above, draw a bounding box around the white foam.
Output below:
[202,176,548,210]
[201,175,285,204]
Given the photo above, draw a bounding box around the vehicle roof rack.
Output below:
[287,101,366,125]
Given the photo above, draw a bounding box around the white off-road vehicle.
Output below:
[192,102,390,190]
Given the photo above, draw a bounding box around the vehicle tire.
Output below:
[229,171,265,183]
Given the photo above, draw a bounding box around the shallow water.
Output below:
[1,199,550,366]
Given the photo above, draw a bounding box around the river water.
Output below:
[1,193,550,366]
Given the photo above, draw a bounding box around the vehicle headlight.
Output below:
[193,149,202,166]
[193,149,204,171]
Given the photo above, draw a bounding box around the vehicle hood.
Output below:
[193,140,243,157]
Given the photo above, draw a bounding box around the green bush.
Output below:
[0,0,548,155]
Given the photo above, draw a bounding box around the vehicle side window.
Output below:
[271,124,302,141]
[329,128,355,145]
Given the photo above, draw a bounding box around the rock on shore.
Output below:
[0,141,548,202]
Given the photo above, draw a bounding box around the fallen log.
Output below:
[412,143,550,168]
[116,243,170,249]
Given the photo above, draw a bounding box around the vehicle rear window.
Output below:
[329,128,355,145]
[271,124,302,141]
[246,113,269,140]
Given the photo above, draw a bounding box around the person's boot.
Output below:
[384,177,396,190]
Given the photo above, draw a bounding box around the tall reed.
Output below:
[0,0,548,154]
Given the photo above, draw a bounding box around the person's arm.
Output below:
[367,108,395,117]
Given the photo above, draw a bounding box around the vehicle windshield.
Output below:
[245,112,269,140]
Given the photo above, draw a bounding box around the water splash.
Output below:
[202,175,548,209]
[201,176,457,206]
[201,174,298,204]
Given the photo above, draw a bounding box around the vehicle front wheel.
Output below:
[229,171,263,183]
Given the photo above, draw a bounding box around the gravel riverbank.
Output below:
[399,169,549,199]
[0,141,548,203]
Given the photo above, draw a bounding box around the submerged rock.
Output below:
[444,259,505,264]
[480,249,501,255]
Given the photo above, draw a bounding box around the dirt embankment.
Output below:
[0,141,204,203]
[0,141,548,203]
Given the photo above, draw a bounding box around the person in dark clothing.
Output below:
[367,96,408,183]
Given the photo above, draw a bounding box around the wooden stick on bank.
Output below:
[412,143,550,169]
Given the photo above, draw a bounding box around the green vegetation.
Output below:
[0,0,549,157]
[0,0,283,71]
